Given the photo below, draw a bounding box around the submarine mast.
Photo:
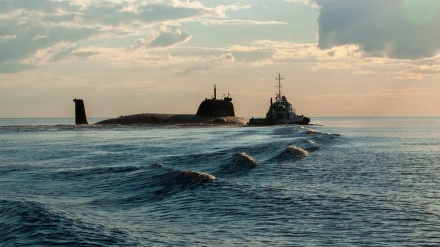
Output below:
[275,73,285,101]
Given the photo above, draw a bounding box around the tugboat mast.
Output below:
[275,73,285,101]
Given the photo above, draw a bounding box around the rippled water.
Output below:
[1,118,440,246]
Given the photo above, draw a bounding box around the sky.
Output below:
[1,0,440,118]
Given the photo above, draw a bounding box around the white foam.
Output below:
[286,146,309,157]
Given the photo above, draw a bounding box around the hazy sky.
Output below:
[1,0,440,118]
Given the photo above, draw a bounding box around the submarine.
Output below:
[73,85,247,126]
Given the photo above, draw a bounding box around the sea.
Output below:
[1,117,440,246]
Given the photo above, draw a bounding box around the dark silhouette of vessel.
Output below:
[74,85,246,126]
[73,98,89,125]
[248,74,310,126]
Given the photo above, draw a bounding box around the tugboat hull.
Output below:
[248,117,310,126]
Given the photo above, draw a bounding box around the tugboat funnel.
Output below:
[73,98,89,125]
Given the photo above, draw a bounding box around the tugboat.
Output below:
[248,73,310,126]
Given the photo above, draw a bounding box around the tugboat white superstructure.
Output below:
[248,73,310,126]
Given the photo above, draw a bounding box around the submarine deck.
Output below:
[95,113,247,126]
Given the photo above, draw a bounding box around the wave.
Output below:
[0,124,77,132]
[302,127,341,137]
[31,163,216,209]
[285,146,309,157]
[270,126,307,137]
[304,139,315,144]
[48,165,142,181]
[268,125,342,139]
[163,150,230,171]
[128,165,215,198]
[0,199,132,247]
[159,126,329,170]
[266,126,340,154]
[0,124,159,133]
[302,139,320,152]
[234,152,259,166]
[306,128,322,135]
[88,164,216,207]
[219,152,260,175]
[269,146,309,163]
[176,170,216,183]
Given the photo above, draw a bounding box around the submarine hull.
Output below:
[95,113,247,126]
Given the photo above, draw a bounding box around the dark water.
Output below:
[1,118,440,246]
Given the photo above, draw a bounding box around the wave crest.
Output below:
[306,128,322,135]
[286,146,309,157]
[304,140,315,144]
[89,165,216,207]
[180,170,216,181]
[269,145,309,163]
[303,127,341,137]
[219,152,259,175]
[234,152,259,166]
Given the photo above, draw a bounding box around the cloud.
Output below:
[81,2,215,27]
[0,61,33,73]
[148,25,192,48]
[215,4,252,13]
[285,0,318,7]
[0,0,73,13]
[201,20,287,26]
[175,53,235,75]
[215,53,235,64]
[395,62,440,80]
[0,23,97,70]
[132,25,192,49]
[0,0,250,72]
[316,0,440,59]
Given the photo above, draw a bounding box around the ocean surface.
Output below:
[1,118,440,246]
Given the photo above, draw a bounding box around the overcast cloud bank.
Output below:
[316,0,440,59]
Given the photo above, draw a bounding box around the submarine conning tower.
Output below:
[73,98,89,125]
[196,85,235,117]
